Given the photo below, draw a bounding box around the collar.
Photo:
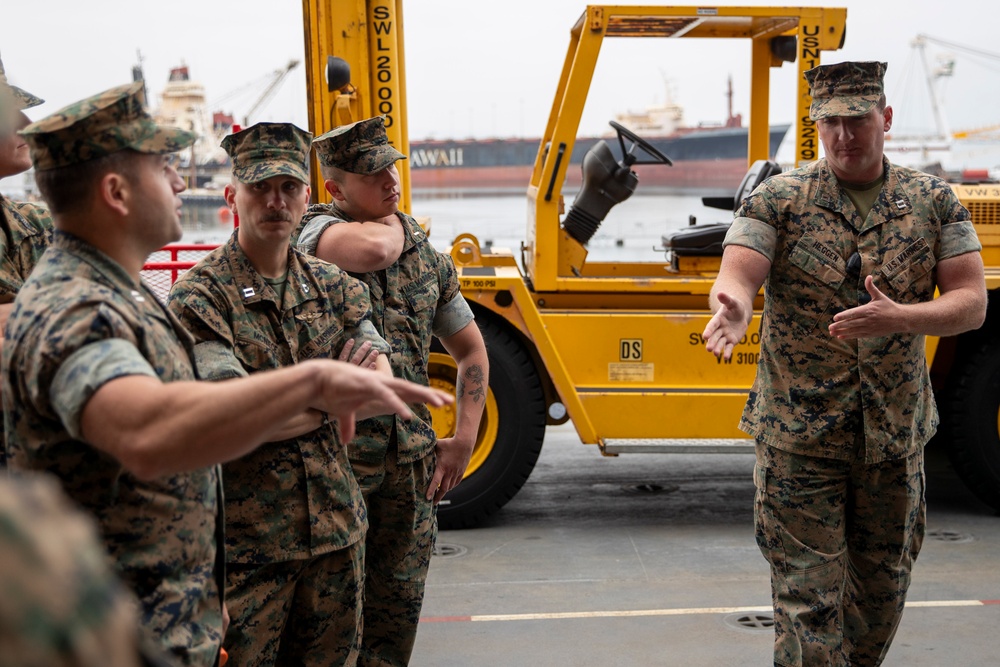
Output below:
[399,211,425,254]
[812,156,913,232]
[224,230,319,309]
[53,230,143,292]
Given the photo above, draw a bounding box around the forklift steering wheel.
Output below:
[609,120,673,167]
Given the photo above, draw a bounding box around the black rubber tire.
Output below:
[436,316,546,529]
[941,340,1000,511]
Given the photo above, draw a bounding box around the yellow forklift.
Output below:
[301,2,1000,527]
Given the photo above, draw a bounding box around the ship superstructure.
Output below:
[153,65,230,177]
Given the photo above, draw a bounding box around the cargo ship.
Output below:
[408,124,789,196]
[410,78,786,196]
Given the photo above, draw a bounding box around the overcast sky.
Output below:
[4,0,1000,142]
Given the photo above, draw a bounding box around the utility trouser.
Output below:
[754,442,926,667]
[351,440,437,667]
[223,540,364,667]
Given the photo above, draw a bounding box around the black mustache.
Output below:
[262,212,293,222]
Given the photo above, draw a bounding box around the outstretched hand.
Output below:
[703,291,751,360]
[315,361,452,443]
[829,275,903,339]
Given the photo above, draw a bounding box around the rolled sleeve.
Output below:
[432,294,475,339]
[940,220,982,260]
[723,216,778,263]
[50,339,158,440]
[193,340,249,381]
[352,320,392,355]
[296,215,339,256]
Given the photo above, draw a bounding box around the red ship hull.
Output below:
[409,158,753,196]
[406,125,789,196]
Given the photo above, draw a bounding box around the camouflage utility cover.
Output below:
[312,116,406,175]
[19,81,194,170]
[806,60,887,120]
[221,122,312,185]
[297,205,473,464]
[0,52,43,109]
[168,231,390,562]
[2,231,223,666]
[724,157,981,462]
[0,86,14,133]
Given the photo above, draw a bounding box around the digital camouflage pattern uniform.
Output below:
[0,54,53,468]
[0,198,53,300]
[168,122,391,667]
[0,50,52,303]
[4,82,225,667]
[724,61,983,667]
[298,116,475,667]
[0,473,174,667]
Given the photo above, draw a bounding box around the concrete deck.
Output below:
[413,424,1000,666]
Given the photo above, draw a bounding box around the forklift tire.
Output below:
[429,317,546,529]
[941,340,1000,511]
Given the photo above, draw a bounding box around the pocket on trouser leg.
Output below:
[907,450,927,562]
[773,559,848,667]
[753,460,781,561]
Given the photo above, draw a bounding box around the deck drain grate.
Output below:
[433,542,468,559]
[723,611,774,633]
[621,482,679,495]
[926,529,974,544]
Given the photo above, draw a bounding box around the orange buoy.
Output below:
[217,205,234,227]
[962,169,990,182]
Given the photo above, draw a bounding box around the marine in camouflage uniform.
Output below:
[168,122,391,666]
[0,473,174,667]
[0,54,53,467]
[4,82,450,667]
[0,53,53,300]
[704,62,987,666]
[2,82,226,666]
[297,117,489,667]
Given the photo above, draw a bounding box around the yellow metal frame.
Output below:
[952,183,1000,271]
[449,6,847,446]
[302,0,412,214]
[525,5,846,292]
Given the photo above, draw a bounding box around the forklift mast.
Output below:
[302,0,412,214]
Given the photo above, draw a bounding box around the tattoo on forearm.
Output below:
[464,364,486,403]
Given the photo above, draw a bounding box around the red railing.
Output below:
[142,243,221,302]
[143,244,218,282]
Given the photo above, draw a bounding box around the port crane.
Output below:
[891,34,1000,142]
[243,59,301,126]
[210,59,302,127]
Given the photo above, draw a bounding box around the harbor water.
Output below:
[180,192,732,264]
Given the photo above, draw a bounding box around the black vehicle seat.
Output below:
[662,159,781,257]
[660,222,732,256]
